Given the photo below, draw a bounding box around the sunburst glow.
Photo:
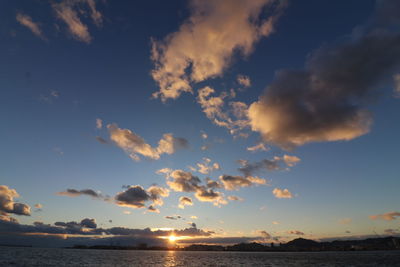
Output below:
[168,235,177,242]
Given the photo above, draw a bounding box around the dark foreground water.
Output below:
[0,247,400,266]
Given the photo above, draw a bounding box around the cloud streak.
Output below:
[16,13,45,39]
[53,0,103,43]
[370,211,400,221]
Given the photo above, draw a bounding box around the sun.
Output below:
[168,235,177,242]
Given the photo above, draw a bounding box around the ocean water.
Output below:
[0,247,400,266]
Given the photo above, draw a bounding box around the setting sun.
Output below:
[168,235,177,243]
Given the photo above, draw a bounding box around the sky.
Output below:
[1,0,400,247]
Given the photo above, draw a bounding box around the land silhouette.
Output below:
[70,236,400,252]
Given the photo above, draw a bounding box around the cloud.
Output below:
[194,187,227,206]
[160,169,231,206]
[259,230,271,240]
[0,217,213,243]
[393,73,400,97]
[287,230,304,235]
[34,204,43,212]
[192,157,220,174]
[272,188,293,199]
[156,168,172,176]
[205,178,223,189]
[247,143,268,152]
[248,0,400,149]
[219,175,266,191]
[57,188,103,199]
[281,155,301,167]
[369,211,400,221]
[237,75,251,88]
[200,131,208,139]
[238,158,280,176]
[151,0,286,101]
[52,0,103,43]
[96,118,103,129]
[95,136,108,144]
[147,185,169,206]
[166,170,202,192]
[238,155,300,176]
[178,196,193,209]
[107,124,188,161]
[165,215,182,220]
[0,185,31,216]
[115,185,169,210]
[39,90,59,104]
[16,13,45,39]
[197,86,250,136]
[80,218,97,229]
[147,205,159,213]
[227,195,243,201]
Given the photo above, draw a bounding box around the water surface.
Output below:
[1,247,400,266]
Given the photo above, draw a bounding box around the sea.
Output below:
[0,247,400,266]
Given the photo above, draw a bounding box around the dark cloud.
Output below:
[115,185,150,208]
[165,215,182,220]
[80,218,97,229]
[194,187,227,206]
[54,218,98,231]
[0,185,31,216]
[57,188,102,198]
[287,230,305,235]
[238,158,280,176]
[248,0,400,148]
[177,236,260,245]
[0,218,214,248]
[95,136,108,144]
[219,175,266,191]
[115,185,169,209]
[369,211,400,221]
[205,178,223,189]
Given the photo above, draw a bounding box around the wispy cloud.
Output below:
[370,211,400,221]
[190,157,220,175]
[247,143,268,152]
[57,188,104,199]
[52,0,103,43]
[16,13,45,39]
[107,124,188,161]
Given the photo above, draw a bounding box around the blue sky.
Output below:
[1,0,399,246]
